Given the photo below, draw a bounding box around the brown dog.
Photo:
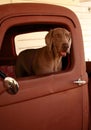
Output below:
[15,28,72,77]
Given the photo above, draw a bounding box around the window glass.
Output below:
[15,31,48,55]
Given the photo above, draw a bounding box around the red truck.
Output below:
[0,3,90,130]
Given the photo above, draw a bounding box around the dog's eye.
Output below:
[65,33,70,40]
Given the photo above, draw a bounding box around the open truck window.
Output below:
[0,24,72,78]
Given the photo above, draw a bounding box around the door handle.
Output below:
[73,78,87,86]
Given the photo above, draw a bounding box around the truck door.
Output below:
[0,3,89,130]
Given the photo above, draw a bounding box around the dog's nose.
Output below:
[62,43,69,51]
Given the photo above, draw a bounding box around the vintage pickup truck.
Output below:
[0,3,90,130]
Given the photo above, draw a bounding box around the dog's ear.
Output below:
[45,29,53,51]
[67,32,72,54]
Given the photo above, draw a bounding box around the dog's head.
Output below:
[45,28,72,57]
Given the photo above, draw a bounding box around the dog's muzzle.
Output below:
[60,43,69,56]
[62,43,69,51]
